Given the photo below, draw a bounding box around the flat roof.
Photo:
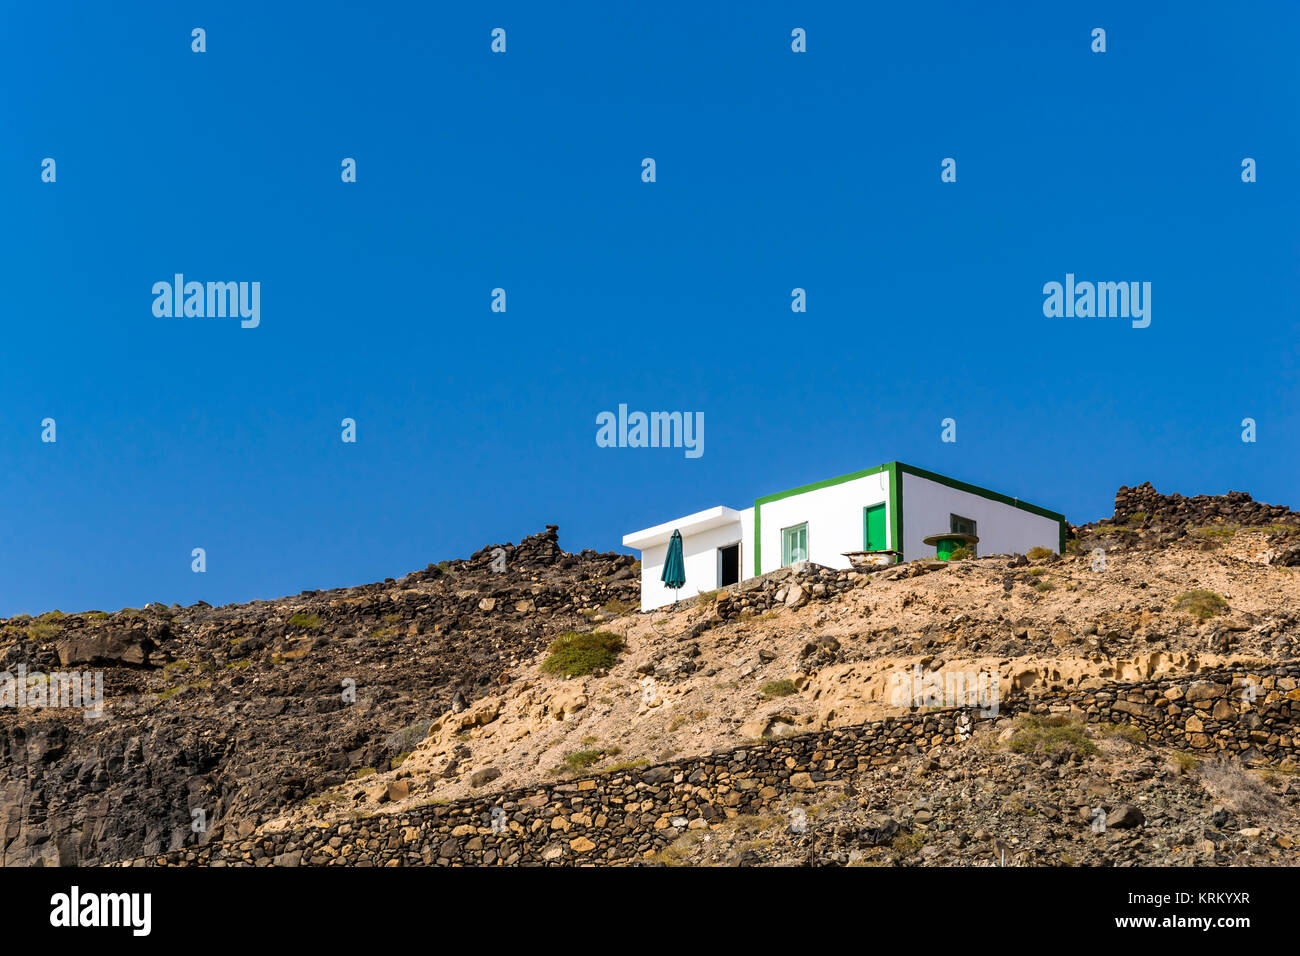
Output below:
[622,506,742,549]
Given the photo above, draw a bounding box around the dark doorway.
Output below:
[718,544,740,587]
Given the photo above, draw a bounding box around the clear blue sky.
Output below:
[2,2,1296,616]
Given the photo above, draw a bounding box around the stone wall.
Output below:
[684,563,861,624]
[1071,483,1300,563]
[1041,665,1300,757]
[118,664,1300,867]
[1108,482,1298,531]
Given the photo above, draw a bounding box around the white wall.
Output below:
[629,468,1060,611]
[901,472,1059,559]
[738,506,755,581]
[757,474,891,575]
[638,541,670,610]
[638,520,745,611]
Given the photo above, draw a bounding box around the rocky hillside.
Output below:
[244,491,1298,842]
[647,715,1300,868]
[0,527,637,865]
[3,484,1299,867]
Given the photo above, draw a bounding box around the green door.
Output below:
[864,504,887,551]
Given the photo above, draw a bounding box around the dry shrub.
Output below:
[1198,757,1279,822]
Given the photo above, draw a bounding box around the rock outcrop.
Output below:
[0,527,637,866]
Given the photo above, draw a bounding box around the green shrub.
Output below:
[1101,722,1147,745]
[1007,714,1099,758]
[1193,524,1238,539]
[287,612,321,630]
[541,630,624,677]
[891,831,924,857]
[1173,589,1228,620]
[948,546,974,560]
[565,749,604,770]
[1091,524,1134,536]
[601,597,635,616]
[26,622,62,641]
[760,679,798,698]
[23,610,66,641]
[1172,752,1199,775]
[1026,546,1053,560]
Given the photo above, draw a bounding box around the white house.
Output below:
[622,461,1066,612]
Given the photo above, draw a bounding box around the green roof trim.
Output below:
[753,463,893,577]
[895,463,1065,522]
[750,460,1066,577]
[897,463,1067,558]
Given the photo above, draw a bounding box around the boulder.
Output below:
[858,815,901,845]
[550,693,588,720]
[469,767,501,788]
[386,780,410,802]
[56,629,156,668]
[1105,804,1145,829]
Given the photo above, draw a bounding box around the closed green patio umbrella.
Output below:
[661,529,686,603]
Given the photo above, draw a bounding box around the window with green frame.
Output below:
[781,523,808,566]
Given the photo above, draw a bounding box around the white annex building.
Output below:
[623,461,1066,612]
